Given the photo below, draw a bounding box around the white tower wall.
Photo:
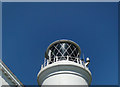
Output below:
[37,61,92,85]
[42,72,88,85]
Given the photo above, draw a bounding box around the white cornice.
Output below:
[0,59,23,86]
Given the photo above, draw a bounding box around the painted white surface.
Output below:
[0,72,14,85]
[37,61,92,85]
[0,68,2,87]
[42,71,88,85]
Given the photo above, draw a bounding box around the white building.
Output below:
[0,59,23,87]
[37,40,92,86]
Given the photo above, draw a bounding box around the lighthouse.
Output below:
[37,40,92,86]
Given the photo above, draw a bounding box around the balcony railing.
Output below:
[41,56,87,70]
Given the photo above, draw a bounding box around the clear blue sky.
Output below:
[2,2,118,85]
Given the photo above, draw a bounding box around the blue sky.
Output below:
[2,2,118,85]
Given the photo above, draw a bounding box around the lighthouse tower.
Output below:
[37,40,92,86]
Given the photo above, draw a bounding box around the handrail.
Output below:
[41,56,86,69]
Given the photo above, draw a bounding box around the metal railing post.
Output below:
[41,65,43,69]
[47,59,49,65]
[44,58,46,67]
[67,56,69,61]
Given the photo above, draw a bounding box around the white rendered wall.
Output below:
[0,68,2,87]
[37,61,92,86]
[42,71,88,85]
[0,72,14,86]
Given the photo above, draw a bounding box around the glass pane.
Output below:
[64,52,69,56]
[67,48,72,55]
[54,49,58,55]
[55,43,61,49]
[57,52,61,56]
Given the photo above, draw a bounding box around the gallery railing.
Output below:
[41,56,87,69]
